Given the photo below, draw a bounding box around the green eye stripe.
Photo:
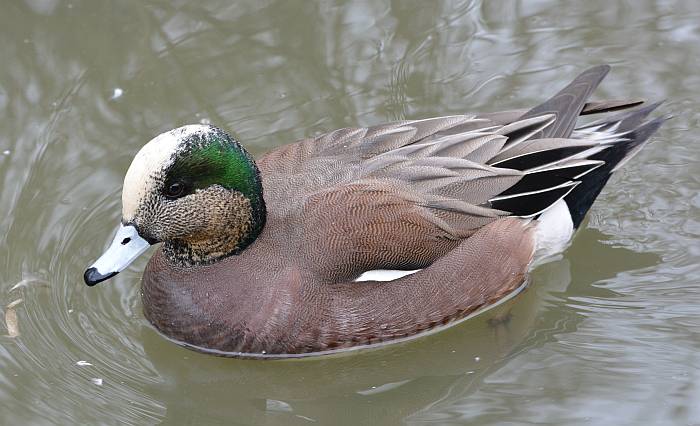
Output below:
[165,135,259,200]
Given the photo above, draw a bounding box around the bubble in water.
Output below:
[110,88,123,100]
[265,399,292,413]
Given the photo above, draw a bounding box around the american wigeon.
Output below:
[84,65,666,358]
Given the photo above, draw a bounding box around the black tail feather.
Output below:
[580,99,645,115]
[491,182,577,217]
[486,66,666,225]
[578,101,664,133]
[499,161,602,197]
[492,145,594,170]
[565,116,669,227]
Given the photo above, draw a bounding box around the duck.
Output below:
[84,65,666,358]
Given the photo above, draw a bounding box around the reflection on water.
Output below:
[1,0,699,424]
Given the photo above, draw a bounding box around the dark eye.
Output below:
[164,181,186,199]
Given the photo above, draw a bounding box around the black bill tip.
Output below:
[84,267,118,286]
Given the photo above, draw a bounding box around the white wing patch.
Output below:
[354,269,422,282]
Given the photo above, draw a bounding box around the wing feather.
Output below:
[258,66,664,279]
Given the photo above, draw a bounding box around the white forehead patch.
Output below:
[122,124,213,221]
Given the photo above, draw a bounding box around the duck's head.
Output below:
[84,124,265,286]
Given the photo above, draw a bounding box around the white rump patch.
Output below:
[122,124,213,220]
[533,199,574,266]
[354,269,421,282]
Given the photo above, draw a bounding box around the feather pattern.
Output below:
[259,65,666,280]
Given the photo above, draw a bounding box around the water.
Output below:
[1,0,699,424]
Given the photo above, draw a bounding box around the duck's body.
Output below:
[85,65,666,358]
[142,200,534,357]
